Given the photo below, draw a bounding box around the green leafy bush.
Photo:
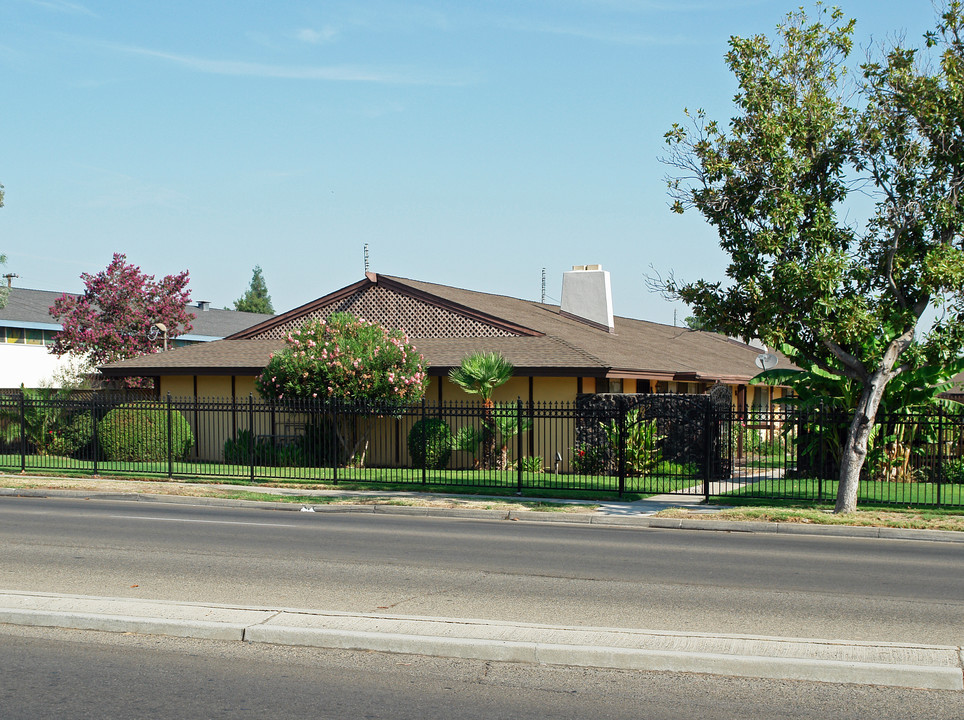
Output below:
[408,418,453,469]
[50,413,94,457]
[298,417,339,466]
[99,404,194,462]
[942,458,964,484]
[571,443,608,474]
[603,408,664,476]
[517,456,543,473]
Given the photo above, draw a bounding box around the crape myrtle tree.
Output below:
[660,4,964,513]
[256,312,428,466]
[50,254,194,388]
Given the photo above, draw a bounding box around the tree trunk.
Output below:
[834,369,891,514]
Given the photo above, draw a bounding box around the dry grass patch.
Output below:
[0,474,592,513]
[654,506,964,532]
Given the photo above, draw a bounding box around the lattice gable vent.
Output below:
[253,285,521,339]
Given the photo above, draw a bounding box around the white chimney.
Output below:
[560,265,615,332]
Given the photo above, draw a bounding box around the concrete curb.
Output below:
[2,485,963,543]
[1,591,961,691]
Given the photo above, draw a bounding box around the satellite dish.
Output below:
[755,352,778,371]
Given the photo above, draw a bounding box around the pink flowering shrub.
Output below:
[256,313,427,405]
[256,313,428,468]
[49,254,193,389]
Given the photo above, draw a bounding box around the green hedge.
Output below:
[98,404,194,462]
[408,417,453,470]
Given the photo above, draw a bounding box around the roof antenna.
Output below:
[3,273,18,288]
[541,268,546,304]
[364,244,369,274]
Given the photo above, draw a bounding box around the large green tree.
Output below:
[661,4,964,513]
[234,265,274,314]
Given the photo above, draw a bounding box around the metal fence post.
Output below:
[617,404,626,498]
[91,392,99,475]
[818,404,826,500]
[703,404,711,503]
[937,407,945,506]
[332,401,339,485]
[517,397,523,494]
[248,394,255,483]
[166,393,174,479]
[421,397,427,485]
[19,387,26,472]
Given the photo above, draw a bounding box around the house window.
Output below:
[608,379,624,393]
[25,330,43,345]
[5,328,23,344]
[655,381,669,393]
[752,386,770,412]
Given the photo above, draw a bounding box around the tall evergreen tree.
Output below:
[234,265,274,314]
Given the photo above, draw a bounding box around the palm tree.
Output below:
[448,352,514,469]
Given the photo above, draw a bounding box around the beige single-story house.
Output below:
[100,267,790,410]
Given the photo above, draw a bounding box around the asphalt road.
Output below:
[3,624,962,720]
[1,495,962,644]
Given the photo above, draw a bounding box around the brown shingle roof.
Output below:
[100,273,790,382]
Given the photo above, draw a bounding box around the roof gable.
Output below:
[231,274,543,340]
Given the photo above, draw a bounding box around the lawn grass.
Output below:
[0,453,700,501]
[715,476,964,507]
[5,452,964,510]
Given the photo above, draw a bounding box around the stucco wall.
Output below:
[0,345,86,388]
[155,371,768,468]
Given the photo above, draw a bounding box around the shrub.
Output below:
[224,430,258,465]
[50,413,95,457]
[298,416,339,466]
[600,408,664,476]
[517,456,543,473]
[99,403,194,462]
[571,443,608,474]
[408,418,453,469]
[256,313,427,404]
[942,458,964,484]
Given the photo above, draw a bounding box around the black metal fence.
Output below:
[1,390,962,507]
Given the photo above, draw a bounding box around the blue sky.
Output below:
[0,0,937,324]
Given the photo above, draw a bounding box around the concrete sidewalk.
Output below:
[0,590,961,691]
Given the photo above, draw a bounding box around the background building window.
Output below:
[607,379,624,393]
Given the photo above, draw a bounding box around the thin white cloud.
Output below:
[566,0,766,12]
[102,42,472,86]
[73,165,187,210]
[498,16,692,46]
[296,26,339,44]
[80,184,187,211]
[26,0,95,16]
[525,21,692,45]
